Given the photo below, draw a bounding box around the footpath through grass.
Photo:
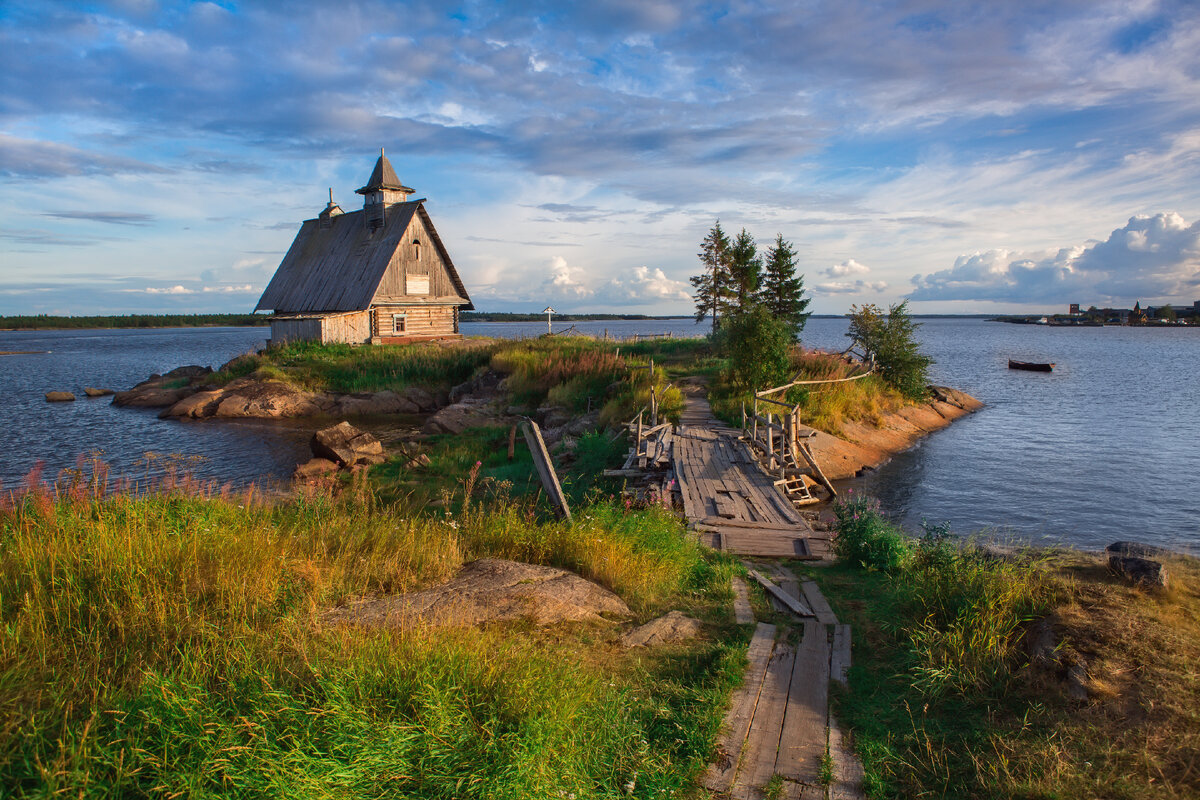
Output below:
[0,475,750,799]
[804,497,1200,799]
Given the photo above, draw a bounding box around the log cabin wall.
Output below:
[372,304,457,338]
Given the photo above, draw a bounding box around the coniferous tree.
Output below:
[690,221,733,333]
[759,234,811,340]
[727,228,762,310]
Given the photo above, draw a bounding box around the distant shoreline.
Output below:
[1,312,1005,331]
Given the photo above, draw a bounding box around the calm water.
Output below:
[2,319,1196,551]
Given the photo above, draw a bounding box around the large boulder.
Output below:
[402,386,438,412]
[335,390,420,416]
[324,558,631,630]
[422,399,505,434]
[112,368,210,408]
[161,389,224,419]
[212,379,330,418]
[45,391,76,402]
[1108,554,1168,589]
[311,421,384,467]
[1106,541,1172,559]
[293,457,341,481]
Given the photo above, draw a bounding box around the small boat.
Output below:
[1008,360,1055,372]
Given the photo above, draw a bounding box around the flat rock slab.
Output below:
[622,610,702,647]
[325,558,631,630]
[44,391,76,402]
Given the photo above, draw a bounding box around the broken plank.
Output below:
[521,420,571,521]
[776,619,831,784]
[703,623,778,793]
[800,579,839,626]
[829,713,866,800]
[746,568,815,617]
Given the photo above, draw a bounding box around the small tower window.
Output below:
[413,239,420,260]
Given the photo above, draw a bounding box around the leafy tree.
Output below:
[727,228,762,310]
[1160,304,1176,322]
[846,300,932,399]
[723,304,793,392]
[759,234,811,340]
[690,221,733,334]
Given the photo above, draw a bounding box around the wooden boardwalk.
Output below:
[674,390,831,560]
[705,566,863,799]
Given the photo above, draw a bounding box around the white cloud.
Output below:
[825,259,872,277]
[143,284,194,295]
[910,212,1200,304]
[601,265,691,303]
[815,279,888,295]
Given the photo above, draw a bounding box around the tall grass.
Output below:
[831,496,1047,696]
[0,474,737,798]
[708,348,906,432]
[224,340,496,393]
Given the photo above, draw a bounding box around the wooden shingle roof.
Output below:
[255,200,473,313]
[356,152,414,195]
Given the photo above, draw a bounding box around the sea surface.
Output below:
[1,318,1197,551]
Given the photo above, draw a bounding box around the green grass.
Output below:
[808,498,1200,799]
[0,474,747,799]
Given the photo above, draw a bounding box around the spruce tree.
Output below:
[690,221,733,334]
[727,228,762,310]
[760,233,811,340]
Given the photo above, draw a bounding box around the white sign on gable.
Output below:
[406,275,430,295]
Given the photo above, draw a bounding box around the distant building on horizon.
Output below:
[255,150,473,345]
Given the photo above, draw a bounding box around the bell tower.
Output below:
[355,148,414,230]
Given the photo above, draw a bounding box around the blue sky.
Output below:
[2,0,1200,316]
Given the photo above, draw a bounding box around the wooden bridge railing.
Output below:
[741,367,873,503]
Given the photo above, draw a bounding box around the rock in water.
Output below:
[311,421,384,467]
[1108,554,1168,589]
[83,387,114,398]
[1106,541,1171,559]
[45,391,76,402]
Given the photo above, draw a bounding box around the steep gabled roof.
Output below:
[254,200,472,313]
[356,152,414,195]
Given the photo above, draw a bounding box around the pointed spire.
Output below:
[356,148,414,195]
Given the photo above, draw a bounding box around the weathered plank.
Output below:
[731,576,755,625]
[521,420,571,521]
[776,619,830,783]
[746,568,815,617]
[703,623,778,793]
[733,635,797,794]
[800,579,839,627]
[831,623,852,686]
[829,713,866,800]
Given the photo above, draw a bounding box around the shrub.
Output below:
[831,495,912,571]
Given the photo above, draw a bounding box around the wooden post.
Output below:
[741,401,746,435]
[752,396,759,443]
[635,409,644,454]
[521,420,572,520]
[650,385,658,428]
[507,423,517,461]
[766,412,775,471]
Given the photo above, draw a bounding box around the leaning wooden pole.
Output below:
[521,420,572,520]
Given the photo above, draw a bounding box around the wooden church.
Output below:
[255,150,473,344]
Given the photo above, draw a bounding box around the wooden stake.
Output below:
[507,423,517,461]
[521,420,571,520]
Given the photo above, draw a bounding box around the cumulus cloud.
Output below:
[910,212,1200,304]
[601,265,691,303]
[825,259,872,277]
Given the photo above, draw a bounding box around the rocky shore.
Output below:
[806,385,984,480]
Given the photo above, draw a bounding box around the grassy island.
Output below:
[3,334,1195,799]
